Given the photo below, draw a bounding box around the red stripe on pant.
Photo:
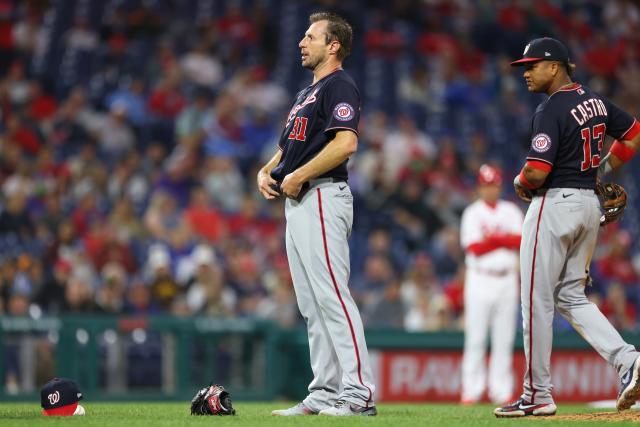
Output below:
[529,193,547,403]
[317,188,372,407]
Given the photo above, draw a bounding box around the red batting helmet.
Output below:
[477,164,502,186]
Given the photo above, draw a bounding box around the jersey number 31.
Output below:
[580,123,606,171]
[288,117,308,141]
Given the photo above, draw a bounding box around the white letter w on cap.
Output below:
[48,391,60,405]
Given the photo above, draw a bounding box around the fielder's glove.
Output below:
[190,384,236,416]
[596,182,627,227]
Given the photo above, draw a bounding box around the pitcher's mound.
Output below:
[552,411,640,422]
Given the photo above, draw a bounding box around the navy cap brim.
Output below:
[510,57,544,66]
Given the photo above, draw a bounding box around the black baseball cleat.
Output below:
[616,355,640,411]
[494,398,557,417]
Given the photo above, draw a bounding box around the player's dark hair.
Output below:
[309,12,352,61]
[554,61,575,78]
[565,62,576,78]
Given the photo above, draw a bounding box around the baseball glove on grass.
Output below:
[596,182,627,227]
[190,384,236,416]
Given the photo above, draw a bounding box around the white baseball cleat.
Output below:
[617,355,640,411]
[271,402,317,416]
[319,399,377,416]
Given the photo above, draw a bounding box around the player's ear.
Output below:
[329,40,340,56]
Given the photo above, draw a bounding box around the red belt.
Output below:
[472,267,513,277]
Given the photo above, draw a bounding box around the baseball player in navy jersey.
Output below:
[494,37,640,418]
[257,12,376,417]
[460,165,523,405]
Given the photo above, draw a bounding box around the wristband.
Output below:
[517,170,537,190]
[610,140,635,163]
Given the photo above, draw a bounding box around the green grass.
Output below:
[0,402,638,426]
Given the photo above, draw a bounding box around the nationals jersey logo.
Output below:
[333,103,355,121]
[48,391,60,405]
[286,89,318,127]
[531,133,551,153]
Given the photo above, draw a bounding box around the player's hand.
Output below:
[513,176,533,203]
[280,172,304,199]
[514,185,533,203]
[257,171,280,200]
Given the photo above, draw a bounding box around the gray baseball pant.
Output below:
[520,188,639,404]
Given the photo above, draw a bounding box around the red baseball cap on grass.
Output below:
[40,377,83,416]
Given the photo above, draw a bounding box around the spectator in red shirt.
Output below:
[5,114,41,155]
[27,81,57,121]
[497,0,527,33]
[225,196,279,244]
[183,186,226,243]
[364,12,406,59]
[443,266,465,320]
[600,283,637,330]
[0,1,14,75]
[582,33,624,78]
[71,189,103,238]
[217,3,257,48]
[147,72,186,120]
[596,230,639,286]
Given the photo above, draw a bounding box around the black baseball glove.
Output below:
[596,182,627,227]
[190,384,236,416]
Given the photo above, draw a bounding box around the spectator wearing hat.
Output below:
[95,262,128,313]
[185,244,236,316]
[145,245,179,311]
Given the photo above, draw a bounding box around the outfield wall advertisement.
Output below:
[370,350,619,402]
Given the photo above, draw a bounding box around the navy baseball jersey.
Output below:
[527,83,636,189]
[270,69,360,183]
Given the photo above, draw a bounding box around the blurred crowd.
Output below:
[1,0,640,336]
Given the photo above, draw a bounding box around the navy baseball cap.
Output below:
[40,377,83,416]
[511,37,570,66]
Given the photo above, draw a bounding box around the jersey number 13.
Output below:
[580,123,606,171]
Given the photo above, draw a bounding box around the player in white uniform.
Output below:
[460,165,524,405]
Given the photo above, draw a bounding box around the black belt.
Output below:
[309,177,347,185]
[273,178,347,202]
[534,187,595,196]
